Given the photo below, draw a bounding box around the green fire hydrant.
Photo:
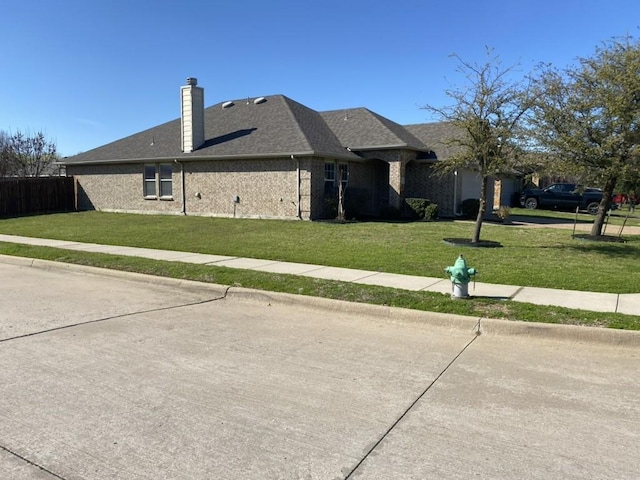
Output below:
[444,254,477,299]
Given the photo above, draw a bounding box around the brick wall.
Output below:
[183,158,301,218]
[68,155,458,220]
[67,163,183,215]
[304,158,324,219]
[68,157,330,220]
[311,158,383,219]
[405,162,455,217]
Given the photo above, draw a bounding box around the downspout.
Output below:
[174,159,186,215]
[292,155,301,219]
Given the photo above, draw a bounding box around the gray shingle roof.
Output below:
[203,95,355,159]
[63,95,438,165]
[64,95,358,164]
[404,122,465,160]
[321,108,429,151]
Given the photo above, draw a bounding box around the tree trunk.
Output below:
[590,176,617,236]
[472,175,488,243]
[336,181,345,222]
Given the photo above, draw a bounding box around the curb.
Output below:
[0,254,230,298]
[227,287,640,348]
[3,254,640,348]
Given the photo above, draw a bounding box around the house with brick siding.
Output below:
[63,78,515,220]
[405,122,521,216]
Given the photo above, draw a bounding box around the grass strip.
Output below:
[1,211,639,294]
[2,242,638,331]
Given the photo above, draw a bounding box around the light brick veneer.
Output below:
[67,154,457,219]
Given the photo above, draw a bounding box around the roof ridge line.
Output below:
[280,96,316,153]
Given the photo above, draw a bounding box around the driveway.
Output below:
[1,260,639,479]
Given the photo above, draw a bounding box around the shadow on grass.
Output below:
[442,238,503,248]
[572,233,626,243]
[566,242,639,257]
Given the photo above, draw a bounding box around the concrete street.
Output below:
[1,260,639,479]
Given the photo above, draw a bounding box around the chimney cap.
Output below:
[186,77,198,86]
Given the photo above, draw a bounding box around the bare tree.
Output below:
[529,36,640,236]
[423,49,532,243]
[1,130,58,177]
[0,130,13,178]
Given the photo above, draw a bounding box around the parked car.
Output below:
[520,183,603,214]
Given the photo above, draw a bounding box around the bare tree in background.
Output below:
[0,131,14,178]
[0,130,58,177]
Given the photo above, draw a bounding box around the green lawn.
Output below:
[0,211,638,330]
[1,211,639,293]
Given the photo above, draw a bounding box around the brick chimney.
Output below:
[180,77,205,153]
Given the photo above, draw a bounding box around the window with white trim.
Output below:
[159,164,173,197]
[324,162,336,196]
[144,165,157,197]
[143,163,173,199]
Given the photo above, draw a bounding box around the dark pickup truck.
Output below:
[520,183,603,214]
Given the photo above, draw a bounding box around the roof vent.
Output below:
[253,96,267,105]
[222,101,234,109]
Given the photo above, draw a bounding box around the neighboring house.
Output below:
[62,78,517,220]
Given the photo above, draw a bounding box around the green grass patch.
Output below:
[0,211,639,293]
[1,242,638,330]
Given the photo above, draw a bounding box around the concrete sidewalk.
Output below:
[1,233,638,316]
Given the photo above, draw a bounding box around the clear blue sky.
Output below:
[3,0,639,156]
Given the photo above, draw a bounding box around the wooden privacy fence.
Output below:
[0,177,76,217]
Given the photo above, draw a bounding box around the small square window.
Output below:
[143,163,173,199]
